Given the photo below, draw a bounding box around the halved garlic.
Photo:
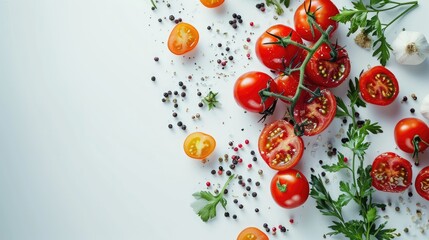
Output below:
[392,31,429,65]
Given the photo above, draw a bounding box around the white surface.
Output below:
[1,0,429,239]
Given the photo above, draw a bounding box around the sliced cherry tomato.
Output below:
[183,132,216,160]
[273,72,300,103]
[258,120,304,171]
[233,71,278,113]
[200,0,224,8]
[305,43,351,88]
[255,24,304,71]
[236,227,269,240]
[293,86,336,136]
[168,22,199,55]
[415,166,429,201]
[359,66,399,105]
[270,169,309,209]
[371,152,412,193]
[394,118,429,162]
[294,0,339,42]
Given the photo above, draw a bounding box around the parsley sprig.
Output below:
[266,0,290,15]
[332,0,418,66]
[203,91,219,110]
[191,174,234,222]
[310,78,397,240]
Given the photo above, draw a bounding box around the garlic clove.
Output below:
[420,94,429,121]
[392,31,429,65]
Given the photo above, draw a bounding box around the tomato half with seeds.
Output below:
[305,43,351,88]
[359,66,399,105]
[258,120,304,171]
[294,0,339,42]
[371,152,412,193]
[293,86,336,136]
[394,118,429,161]
[270,169,309,209]
[415,166,429,201]
[273,72,300,103]
[236,227,269,240]
[255,24,304,71]
[168,22,199,55]
[200,0,224,8]
[183,132,216,160]
[233,71,278,113]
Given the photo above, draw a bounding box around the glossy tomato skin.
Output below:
[305,43,351,88]
[255,24,304,71]
[371,152,412,193]
[294,0,339,42]
[273,72,300,103]
[183,132,216,160]
[270,169,310,208]
[168,22,199,55]
[234,71,278,113]
[293,86,336,136]
[359,66,399,105]
[200,0,224,8]
[236,227,269,240]
[258,120,304,171]
[394,118,429,154]
[415,166,429,201]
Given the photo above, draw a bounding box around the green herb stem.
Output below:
[150,0,157,9]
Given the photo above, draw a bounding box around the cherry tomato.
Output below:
[293,86,336,136]
[183,132,216,160]
[415,166,429,201]
[394,118,429,157]
[255,24,304,71]
[233,71,278,113]
[294,0,339,42]
[236,227,269,240]
[371,152,412,192]
[359,66,399,105]
[273,72,300,103]
[270,169,309,208]
[258,120,304,171]
[200,0,224,8]
[168,22,199,55]
[305,43,351,88]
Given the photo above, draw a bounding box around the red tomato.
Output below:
[233,71,278,113]
[305,43,351,88]
[294,0,339,42]
[394,118,429,161]
[359,66,399,105]
[236,227,269,240]
[255,24,304,71]
[183,132,216,160]
[258,120,304,171]
[371,152,412,192]
[200,0,224,8]
[270,169,309,208]
[293,86,336,136]
[415,166,429,201]
[168,22,199,55]
[273,72,300,103]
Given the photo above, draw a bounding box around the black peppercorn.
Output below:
[168,124,173,129]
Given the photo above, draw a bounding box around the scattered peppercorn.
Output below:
[255,208,259,212]
[151,76,156,81]
[410,108,415,113]
[411,93,417,100]
[255,181,260,186]
[211,170,216,175]
[154,57,159,61]
[168,124,173,129]
[224,212,230,217]
[169,15,175,21]
[238,204,243,209]
[252,192,257,197]
[232,214,237,219]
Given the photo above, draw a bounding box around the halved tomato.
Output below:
[371,152,412,193]
[168,22,199,55]
[200,0,224,8]
[359,66,399,106]
[183,132,216,160]
[258,120,304,171]
[237,227,268,240]
[415,166,429,201]
[293,86,336,136]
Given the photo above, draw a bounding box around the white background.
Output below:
[1,0,429,239]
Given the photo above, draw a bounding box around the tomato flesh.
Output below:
[294,87,336,136]
[258,120,304,171]
[415,166,429,201]
[183,132,216,159]
[236,227,268,240]
[168,23,199,55]
[371,152,412,193]
[359,66,399,105]
[394,117,429,155]
[200,0,224,8]
[270,169,309,209]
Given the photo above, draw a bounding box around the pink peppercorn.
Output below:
[218,170,223,175]
[238,158,243,163]
[234,147,239,152]
[238,143,243,148]
[244,139,249,144]
[206,181,211,187]
[247,164,252,169]
[246,37,251,42]
[250,22,254,26]
[344,157,348,163]
[289,219,294,224]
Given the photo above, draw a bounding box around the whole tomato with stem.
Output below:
[236,227,268,240]
[394,117,429,165]
[294,0,339,42]
[359,66,399,106]
[255,24,304,71]
[415,166,429,201]
[270,169,310,208]
[371,152,412,193]
[273,71,300,103]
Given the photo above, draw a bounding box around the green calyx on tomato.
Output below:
[276,178,288,192]
[271,169,309,209]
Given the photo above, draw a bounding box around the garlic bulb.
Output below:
[420,94,429,120]
[392,31,429,65]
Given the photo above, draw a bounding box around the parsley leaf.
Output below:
[265,0,290,15]
[203,91,219,110]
